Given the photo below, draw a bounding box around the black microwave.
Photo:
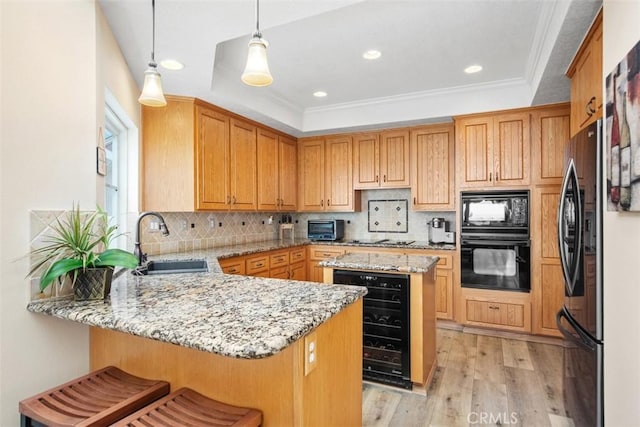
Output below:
[307,219,345,241]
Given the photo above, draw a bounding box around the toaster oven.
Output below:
[307,219,345,241]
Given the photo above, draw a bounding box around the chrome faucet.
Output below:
[134,212,170,266]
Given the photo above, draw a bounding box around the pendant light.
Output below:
[138,0,167,107]
[241,0,273,87]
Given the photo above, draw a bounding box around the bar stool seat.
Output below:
[19,366,170,427]
[112,387,263,427]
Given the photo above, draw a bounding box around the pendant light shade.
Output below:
[139,63,166,106]
[241,0,273,87]
[139,0,166,107]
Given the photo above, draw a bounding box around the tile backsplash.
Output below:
[139,189,456,255]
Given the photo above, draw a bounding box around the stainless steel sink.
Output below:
[134,259,208,275]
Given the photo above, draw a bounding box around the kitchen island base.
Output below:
[90,299,362,427]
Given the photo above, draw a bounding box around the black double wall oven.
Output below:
[460,190,531,292]
[332,270,412,389]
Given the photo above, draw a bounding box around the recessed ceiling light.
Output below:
[363,50,382,60]
[464,65,483,74]
[160,59,184,70]
[313,91,328,98]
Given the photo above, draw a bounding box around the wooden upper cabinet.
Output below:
[256,130,297,211]
[196,106,230,210]
[325,136,356,211]
[228,119,257,210]
[298,138,325,211]
[142,95,294,212]
[353,133,379,189]
[353,130,410,189]
[567,9,602,137]
[531,104,571,185]
[142,97,196,212]
[410,124,455,210]
[298,137,359,212]
[456,112,530,188]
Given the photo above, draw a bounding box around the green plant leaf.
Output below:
[94,249,138,269]
[39,258,84,291]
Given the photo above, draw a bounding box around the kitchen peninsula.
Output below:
[321,252,439,389]
[26,243,366,427]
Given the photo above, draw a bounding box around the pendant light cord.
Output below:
[151,0,156,65]
[254,0,261,38]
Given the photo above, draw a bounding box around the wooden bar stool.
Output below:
[112,387,263,427]
[19,366,170,427]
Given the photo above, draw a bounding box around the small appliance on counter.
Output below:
[307,219,345,241]
[279,214,295,241]
[428,217,455,244]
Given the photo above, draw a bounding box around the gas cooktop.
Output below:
[347,239,415,246]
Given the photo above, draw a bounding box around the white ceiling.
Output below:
[99,0,602,137]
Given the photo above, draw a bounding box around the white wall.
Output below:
[0,1,140,424]
[602,1,640,424]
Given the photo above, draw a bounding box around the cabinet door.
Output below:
[257,128,279,211]
[456,116,493,187]
[532,186,563,337]
[435,269,453,320]
[298,139,325,211]
[531,105,571,185]
[493,112,530,186]
[379,130,410,188]
[308,260,325,283]
[353,133,380,189]
[411,124,455,210]
[143,99,196,211]
[229,119,257,211]
[196,107,230,210]
[219,257,245,275]
[289,261,307,281]
[278,136,297,211]
[325,136,355,211]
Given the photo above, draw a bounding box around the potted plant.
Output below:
[28,204,138,300]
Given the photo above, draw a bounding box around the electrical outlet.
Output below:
[149,221,159,232]
[181,220,187,230]
[208,214,215,228]
[304,331,318,376]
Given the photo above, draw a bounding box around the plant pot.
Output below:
[73,267,114,301]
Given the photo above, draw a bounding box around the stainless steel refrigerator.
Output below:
[556,119,603,427]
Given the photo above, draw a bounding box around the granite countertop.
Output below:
[319,240,456,251]
[319,252,440,274]
[26,239,366,360]
[26,238,448,360]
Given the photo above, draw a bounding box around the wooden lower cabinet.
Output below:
[221,246,307,281]
[461,289,531,333]
[308,246,346,283]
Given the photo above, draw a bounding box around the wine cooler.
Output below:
[332,270,411,389]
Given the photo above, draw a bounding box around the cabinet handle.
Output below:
[255,263,264,267]
[327,199,331,206]
[375,175,379,182]
[383,174,387,182]
[322,253,332,257]
[321,200,323,207]
[489,172,492,182]
[413,197,416,205]
[228,268,237,273]
[226,195,231,204]
[489,305,500,310]
[495,173,499,181]
[231,195,237,204]
[586,96,597,116]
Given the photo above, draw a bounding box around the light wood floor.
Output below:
[363,327,575,427]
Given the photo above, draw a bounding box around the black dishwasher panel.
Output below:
[333,270,411,389]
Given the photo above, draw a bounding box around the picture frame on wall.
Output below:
[606,38,640,211]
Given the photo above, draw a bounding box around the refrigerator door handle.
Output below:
[556,308,596,351]
[558,159,582,296]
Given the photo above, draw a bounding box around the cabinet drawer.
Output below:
[270,251,290,268]
[246,255,269,274]
[310,248,345,260]
[290,247,306,263]
[219,258,245,275]
[466,300,525,328]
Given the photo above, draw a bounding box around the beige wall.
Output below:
[602,1,640,424]
[0,1,140,424]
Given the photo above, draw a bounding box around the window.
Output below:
[104,90,139,250]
